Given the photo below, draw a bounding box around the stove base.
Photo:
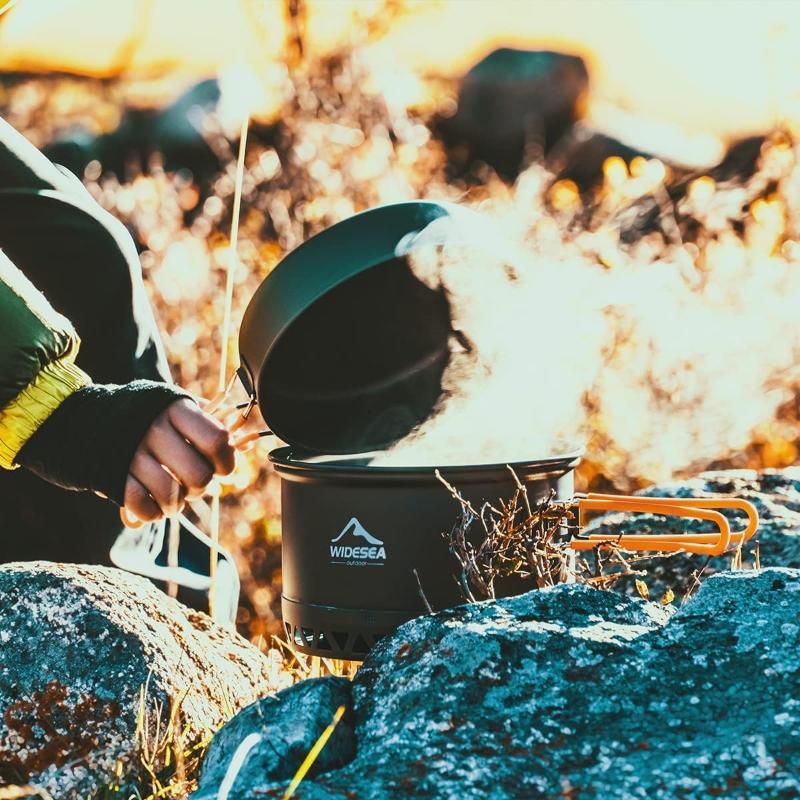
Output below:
[282,595,416,661]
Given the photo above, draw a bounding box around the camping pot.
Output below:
[268,447,758,661]
[271,447,582,660]
[238,201,759,661]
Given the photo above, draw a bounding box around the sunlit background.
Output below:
[2,0,800,650]
[4,0,800,138]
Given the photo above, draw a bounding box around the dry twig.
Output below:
[437,471,689,602]
[437,470,581,601]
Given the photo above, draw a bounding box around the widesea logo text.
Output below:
[330,518,386,566]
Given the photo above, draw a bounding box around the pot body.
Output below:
[271,446,581,660]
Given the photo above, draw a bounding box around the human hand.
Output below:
[122,398,235,523]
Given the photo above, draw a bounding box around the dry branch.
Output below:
[438,471,683,602]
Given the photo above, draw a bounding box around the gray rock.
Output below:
[583,468,800,598]
[205,568,800,799]
[439,48,589,178]
[42,79,223,180]
[617,135,767,245]
[0,561,274,799]
[192,676,354,799]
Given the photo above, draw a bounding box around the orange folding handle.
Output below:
[570,493,759,556]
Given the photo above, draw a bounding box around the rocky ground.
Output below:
[0,562,275,798]
[193,568,800,800]
[3,471,800,799]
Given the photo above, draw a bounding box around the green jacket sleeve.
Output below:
[0,249,90,469]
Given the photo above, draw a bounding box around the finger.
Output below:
[130,450,187,514]
[123,474,162,522]
[120,506,146,529]
[144,421,214,495]
[167,399,236,476]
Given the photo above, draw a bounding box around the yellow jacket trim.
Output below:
[0,357,90,470]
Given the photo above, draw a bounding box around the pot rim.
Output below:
[268,444,585,478]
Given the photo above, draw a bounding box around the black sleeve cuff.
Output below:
[17,380,191,504]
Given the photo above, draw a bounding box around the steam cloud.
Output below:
[374,166,800,483]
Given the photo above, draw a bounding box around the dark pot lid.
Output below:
[238,200,462,454]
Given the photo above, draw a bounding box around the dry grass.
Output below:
[120,648,354,799]
[437,469,667,603]
[0,787,53,800]
[436,469,581,601]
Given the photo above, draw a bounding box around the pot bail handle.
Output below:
[570,493,759,556]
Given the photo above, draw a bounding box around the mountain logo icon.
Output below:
[330,518,387,565]
[331,517,384,545]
